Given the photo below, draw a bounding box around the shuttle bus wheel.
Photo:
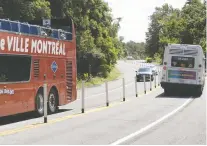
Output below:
[164,88,171,96]
[48,89,58,114]
[196,86,203,97]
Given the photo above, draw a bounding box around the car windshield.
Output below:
[138,68,151,72]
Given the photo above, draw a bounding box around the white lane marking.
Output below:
[110,97,194,145]
[77,82,134,100]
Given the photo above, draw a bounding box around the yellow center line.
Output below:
[0,86,161,137]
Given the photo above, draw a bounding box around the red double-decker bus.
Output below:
[0,18,77,117]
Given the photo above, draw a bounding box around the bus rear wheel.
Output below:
[35,92,44,116]
[48,89,58,114]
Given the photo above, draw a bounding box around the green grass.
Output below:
[77,67,122,89]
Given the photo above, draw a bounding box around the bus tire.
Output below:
[196,86,203,97]
[35,91,44,117]
[164,88,171,96]
[48,88,58,114]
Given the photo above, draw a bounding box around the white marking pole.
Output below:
[81,81,85,113]
[150,75,152,91]
[76,81,134,101]
[143,75,146,94]
[110,98,193,145]
[123,78,125,101]
[158,70,160,86]
[135,76,138,97]
[105,81,109,106]
[154,74,157,88]
[43,83,47,123]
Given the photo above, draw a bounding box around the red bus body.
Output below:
[0,19,77,117]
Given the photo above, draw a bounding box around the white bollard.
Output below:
[81,81,85,113]
[150,75,152,91]
[144,75,146,94]
[154,74,157,88]
[158,70,160,86]
[105,81,109,106]
[135,76,138,97]
[123,78,125,101]
[43,83,47,123]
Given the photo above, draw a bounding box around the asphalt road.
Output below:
[124,91,206,145]
[0,60,206,145]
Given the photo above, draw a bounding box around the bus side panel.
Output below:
[0,83,35,117]
[27,57,48,112]
[72,49,77,102]
[0,55,36,117]
[45,58,67,106]
[57,59,67,105]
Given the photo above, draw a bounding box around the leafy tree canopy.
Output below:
[145,0,206,63]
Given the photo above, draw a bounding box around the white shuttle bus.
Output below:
[161,44,206,96]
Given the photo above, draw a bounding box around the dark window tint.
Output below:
[138,68,151,72]
[0,55,31,82]
[171,56,195,68]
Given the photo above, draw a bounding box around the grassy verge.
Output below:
[77,67,122,89]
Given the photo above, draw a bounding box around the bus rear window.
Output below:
[0,55,31,82]
[171,56,195,68]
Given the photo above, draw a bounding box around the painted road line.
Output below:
[110,97,194,145]
[0,86,162,137]
[0,101,127,137]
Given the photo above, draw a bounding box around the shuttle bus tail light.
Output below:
[162,66,166,80]
[197,70,202,83]
[163,66,167,70]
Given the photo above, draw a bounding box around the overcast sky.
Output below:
[104,0,187,43]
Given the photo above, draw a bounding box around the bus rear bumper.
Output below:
[160,82,202,89]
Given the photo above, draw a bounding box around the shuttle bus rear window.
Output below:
[0,55,31,82]
[171,56,195,68]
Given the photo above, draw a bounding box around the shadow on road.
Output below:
[0,109,73,126]
[155,91,201,99]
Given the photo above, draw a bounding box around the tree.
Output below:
[145,0,206,62]
[0,0,51,21]
[49,0,124,78]
[181,0,206,50]
[125,41,146,60]
[145,4,175,57]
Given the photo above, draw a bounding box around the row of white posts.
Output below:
[42,68,162,123]
[81,70,161,114]
[135,72,159,97]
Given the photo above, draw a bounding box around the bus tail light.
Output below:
[163,66,167,70]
